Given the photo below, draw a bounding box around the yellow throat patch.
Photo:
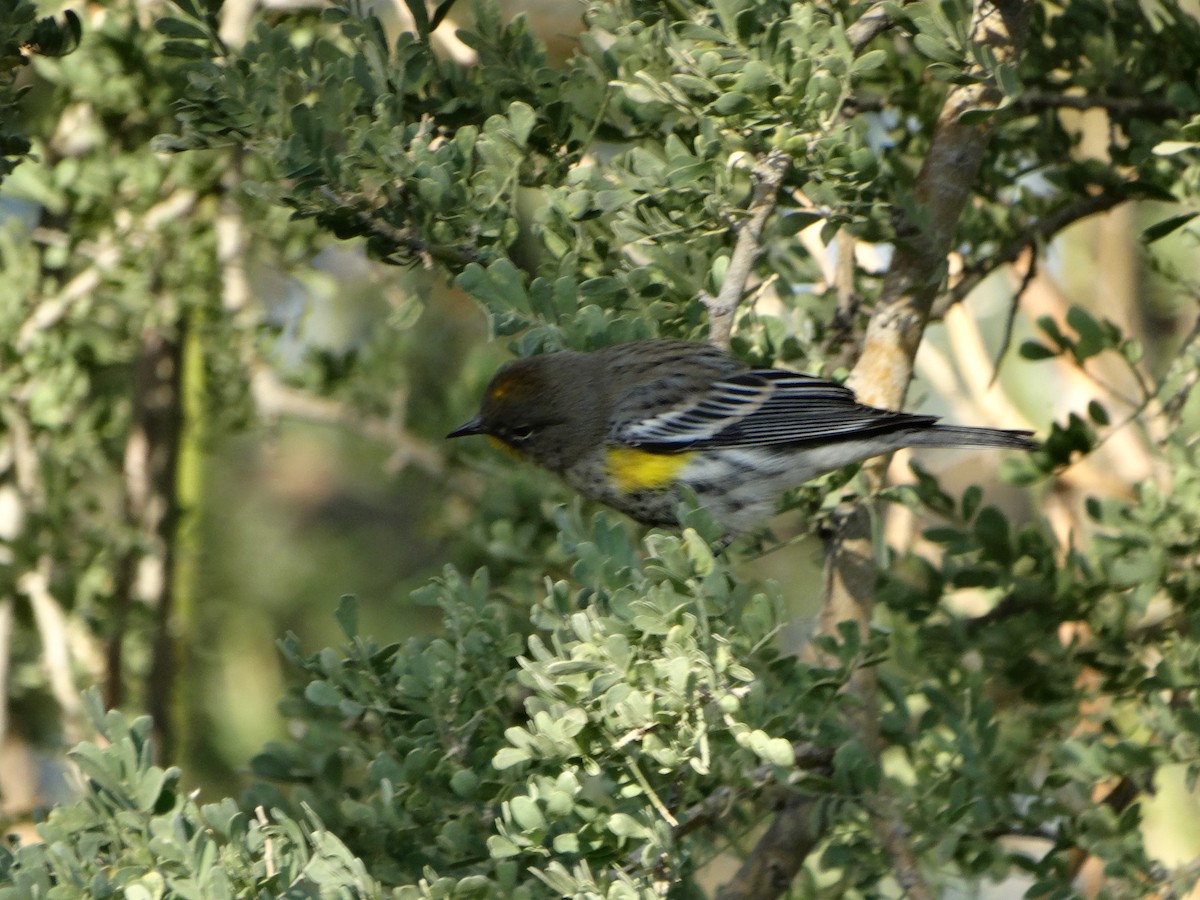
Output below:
[605,447,694,493]
[487,436,522,458]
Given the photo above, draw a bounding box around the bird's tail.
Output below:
[907,424,1038,451]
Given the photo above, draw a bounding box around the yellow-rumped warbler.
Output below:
[448,339,1036,533]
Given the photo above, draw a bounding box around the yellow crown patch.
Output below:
[486,368,533,403]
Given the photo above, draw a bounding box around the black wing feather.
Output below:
[618,370,936,449]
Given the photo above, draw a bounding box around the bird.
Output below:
[447,339,1036,534]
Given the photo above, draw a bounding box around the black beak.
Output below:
[446,416,485,439]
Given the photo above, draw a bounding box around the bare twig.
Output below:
[871,794,930,898]
[986,246,1037,383]
[705,150,791,349]
[256,806,277,877]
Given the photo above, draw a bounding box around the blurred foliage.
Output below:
[1,0,227,753]
[0,1,80,182]
[2,0,1200,897]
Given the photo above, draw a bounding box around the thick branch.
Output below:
[824,5,1032,897]
[704,149,791,349]
[715,794,827,900]
[667,743,833,850]
[726,4,1034,898]
[108,328,185,763]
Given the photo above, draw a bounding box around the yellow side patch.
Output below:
[606,447,694,493]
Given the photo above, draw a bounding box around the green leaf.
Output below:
[507,101,536,147]
[492,746,531,769]
[713,92,751,115]
[1036,315,1070,350]
[762,737,795,768]
[429,0,458,30]
[334,595,358,638]
[913,32,959,63]
[404,0,430,35]
[1143,211,1197,243]
[606,813,648,839]
[161,40,209,59]
[994,63,1020,97]
[487,835,522,859]
[957,107,994,126]
[778,210,824,235]
[552,833,579,854]
[972,506,1011,563]
[304,680,343,708]
[1066,305,1108,360]
[961,485,982,521]
[154,17,209,40]
[851,49,888,73]
[682,528,715,575]
[1152,140,1200,156]
[1120,338,1143,365]
[1019,340,1058,361]
[832,739,880,793]
[134,766,168,812]
[509,796,546,831]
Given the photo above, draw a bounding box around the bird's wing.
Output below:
[617,370,938,449]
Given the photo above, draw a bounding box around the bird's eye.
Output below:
[509,424,535,442]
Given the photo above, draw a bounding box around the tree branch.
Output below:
[724,4,1035,898]
[658,743,832,856]
[249,367,444,475]
[845,0,912,54]
[317,187,483,269]
[108,327,185,762]
[715,793,828,900]
[21,558,85,744]
[0,597,13,750]
[934,183,1133,316]
[704,149,791,349]
[1013,90,1183,121]
[822,4,1033,895]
